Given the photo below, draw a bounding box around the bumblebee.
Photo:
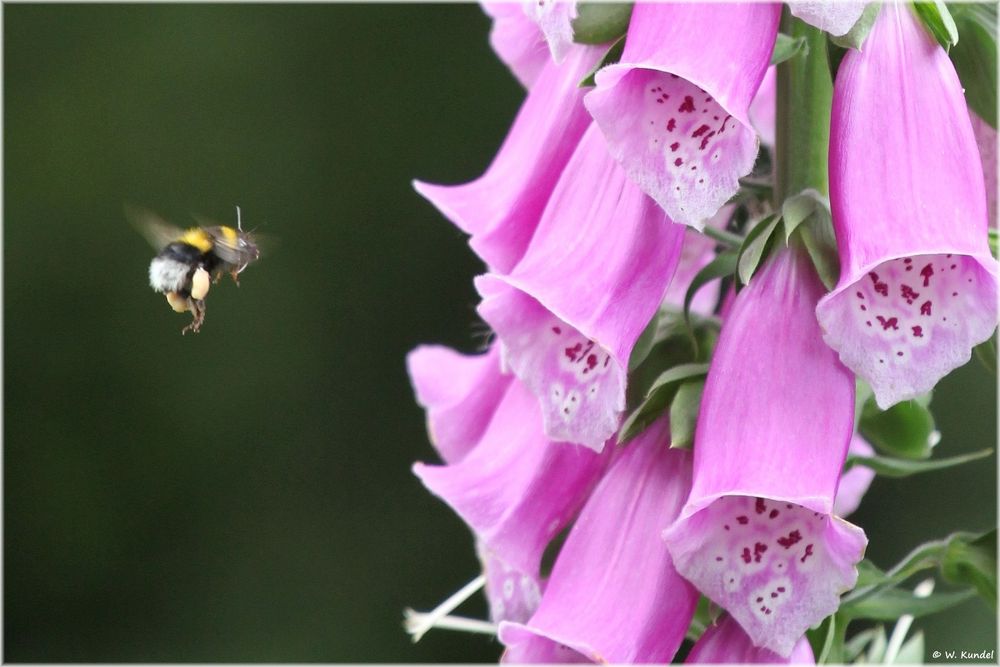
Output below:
[128,204,261,334]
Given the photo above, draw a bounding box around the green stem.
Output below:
[774,12,834,206]
[701,226,744,248]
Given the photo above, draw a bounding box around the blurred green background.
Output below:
[4,4,996,662]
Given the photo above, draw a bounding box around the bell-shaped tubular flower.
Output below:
[481,2,550,89]
[686,614,815,664]
[414,377,611,581]
[788,2,868,37]
[833,434,876,518]
[476,124,686,450]
[414,45,602,274]
[816,4,999,409]
[406,344,511,465]
[664,247,867,658]
[522,0,577,65]
[499,417,699,664]
[970,112,997,226]
[749,66,777,149]
[584,3,779,228]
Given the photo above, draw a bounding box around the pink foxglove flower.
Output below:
[970,112,997,226]
[406,344,510,465]
[478,543,545,624]
[522,0,577,65]
[499,417,699,663]
[414,377,610,584]
[476,124,685,450]
[749,66,777,149]
[664,247,867,657]
[481,2,550,89]
[816,4,999,409]
[686,614,815,664]
[414,44,602,273]
[584,3,779,228]
[788,2,868,37]
[833,434,876,518]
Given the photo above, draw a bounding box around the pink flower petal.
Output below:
[749,66,777,149]
[686,613,815,664]
[585,3,779,228]
[481,2,550,88]
[522,0,578,65]
[478,543,546,624]
[817,4,999,409]
[664,249,866,657]
[476,124,685,449]
[414,378,610,576]
[414,44,602,273]
[788,2,868,37]
[406,344,510,464]
[833,435,876,518]
[499,418,699,664]
[970,111,997,227]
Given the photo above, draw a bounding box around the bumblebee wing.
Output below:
[125,203,184,251]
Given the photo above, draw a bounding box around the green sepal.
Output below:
[783,190,839,290]
[771,32,809,65]
[618,362,709,445]
[858,392,937,460]
[669,378,704,449]
[845,448,993,478]
[841,586,975,621]
[628,311,660,372]
[949,3,997,127]
[571,3,633,45]
[990,229,999,258]
[684,596,720,643]
[912,1,960,50]
[683,250,737,328]
[807,612,847,665]
[829,3,880,50]
[735,214,781,289]
[578,35,625,88]
[854,558,888,589]
[974,336,997,375]
[941,529,997,611]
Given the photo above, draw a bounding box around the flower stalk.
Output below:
[774,12,833,205]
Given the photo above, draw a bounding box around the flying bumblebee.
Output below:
[127,204,261,334]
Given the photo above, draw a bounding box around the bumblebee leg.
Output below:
[182,299,206,335]
[230,268,241,286]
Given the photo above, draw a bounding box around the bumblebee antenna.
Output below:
[235,205,243,232]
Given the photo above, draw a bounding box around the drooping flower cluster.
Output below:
[406,2,997,664]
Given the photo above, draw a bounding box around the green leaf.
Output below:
[844,626,885,663]
[578,35,626,87]
[941,529,997,611]
[830,3,881,51]
[790,204,839,291]
[669,379,704,449]
[736,215,781,288]
[808,612,848,664]
[628,311,659,372]
[842,587,975,621]
[781,189,828,238]
[855,558,888,588]
[572,3,633,45]
[618,362,709,444]
[683,250,737,326]
[974,335,997,375]
[845,449,993,478]
[913,2,960,50]
[684,596,716,643]
[771,32,808,65]
[859,393,937,459]
[949,3,997,126]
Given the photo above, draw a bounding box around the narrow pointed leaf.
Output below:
[735,214,780,287]
[842,587,976,621]
[669,379,704,449]
[579,35,626,88]
[846,448,993,478]
[941,529,997,610]
[618,363,708,444]
[628,311,660,372]
[683,250,737,325]
[913,2,959,50]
